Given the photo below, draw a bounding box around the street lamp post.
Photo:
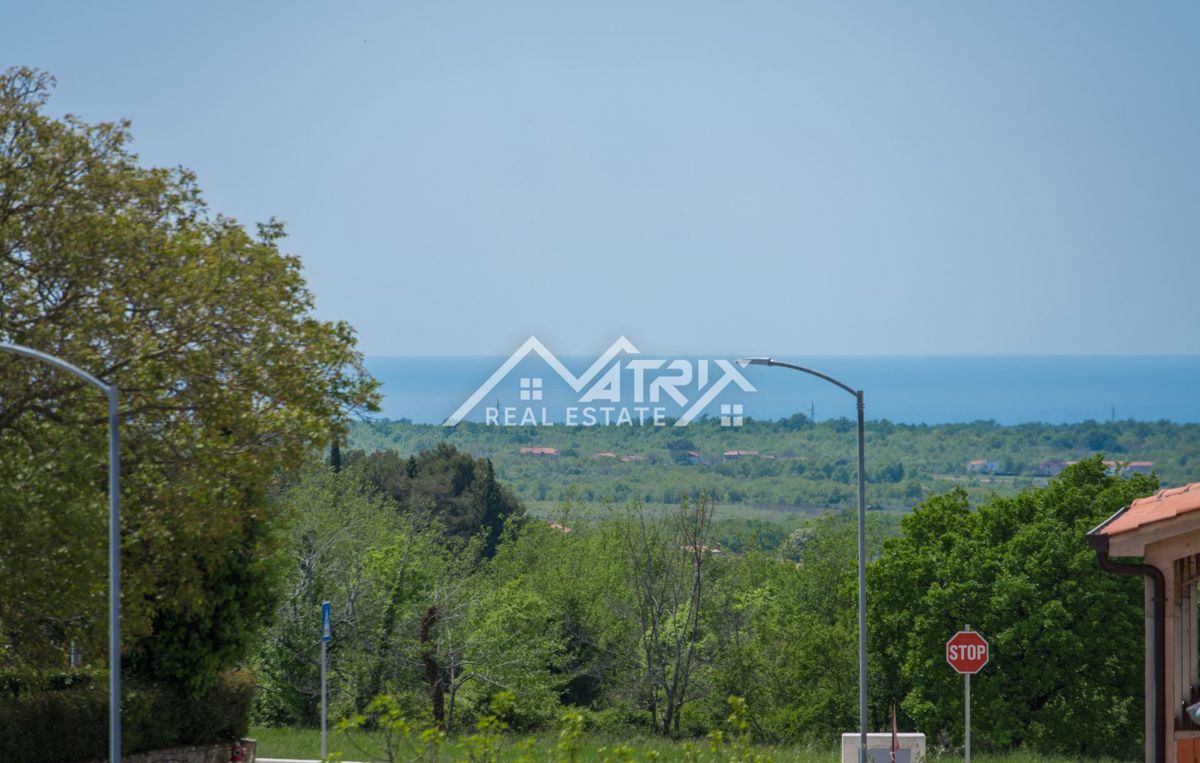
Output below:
[1,343,121,763]
[737,357,868,763]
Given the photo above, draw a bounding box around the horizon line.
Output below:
[363,352,1200,360]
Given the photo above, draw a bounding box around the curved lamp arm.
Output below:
[736,353,868,763]
[737,356,859,398]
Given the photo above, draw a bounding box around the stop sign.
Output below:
[946,630,989,674]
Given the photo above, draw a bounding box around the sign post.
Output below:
[321,601,332,760]
[946,626,988,763]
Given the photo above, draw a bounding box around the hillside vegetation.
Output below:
[254,451,1150,760]
[348,417,1199,516]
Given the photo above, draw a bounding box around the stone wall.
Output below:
[77,739,255,763]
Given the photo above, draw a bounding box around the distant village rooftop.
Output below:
[723,450,759,459]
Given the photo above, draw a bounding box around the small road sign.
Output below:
[948,627,988,763]
[321,600,332,758]
[946,630,988,674]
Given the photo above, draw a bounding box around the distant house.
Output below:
[1037,460,1070,477]
[1051,458,1142,477]
[1035,459,1153,478]
[619,454,644,463]
[548,522,572,534]
[723,450,759,461]
[685,450,702,465]
[520,446,559,458]
[966,459,1000,474]
[592,451,617,459]
[1101,460,1155,477]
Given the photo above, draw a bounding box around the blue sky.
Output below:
[6,1,1198,356]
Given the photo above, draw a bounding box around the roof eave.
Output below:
[1086,504,1131,548]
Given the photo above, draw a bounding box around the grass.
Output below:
[249,726,1133,763]
[250,725,827,761]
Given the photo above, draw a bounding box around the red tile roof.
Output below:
[520,446,559,456]
[1096,482,1200,537]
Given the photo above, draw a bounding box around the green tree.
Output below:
[433,576,567,730]
[615,496,715,735]
[702,511,897,743]
[869,457,1155,757]
[258,462,564,731]
[347,444,524,556]
[488,497,639,714]
[253,464,448,725]
[0,67,378,686]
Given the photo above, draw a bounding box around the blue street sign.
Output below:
[321,601,332,642]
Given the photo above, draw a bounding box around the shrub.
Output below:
[583,705,653,735]
[0,667,104,695]
[0,669,255,763]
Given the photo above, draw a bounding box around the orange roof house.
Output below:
[1089,482,1200,763]
[722,450,758,460]
[1092,482,1200,548]
[520,447,559,457]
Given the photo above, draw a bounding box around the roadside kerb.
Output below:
[258,759,365,763]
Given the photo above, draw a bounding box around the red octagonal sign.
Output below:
[946,630,989,674]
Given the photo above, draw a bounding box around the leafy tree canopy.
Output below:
[344,443,523,556]
[869,457,1156,757]
[0,67,378,685]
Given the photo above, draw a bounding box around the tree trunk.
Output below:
[420,605,444,727]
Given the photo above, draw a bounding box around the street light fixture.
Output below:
[1,343,121,763]
[736,356,868,763]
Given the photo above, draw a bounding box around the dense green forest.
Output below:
[348,417,1200,519]
[253,449,1151,759]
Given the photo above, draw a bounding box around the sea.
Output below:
[363,355,1200,426]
